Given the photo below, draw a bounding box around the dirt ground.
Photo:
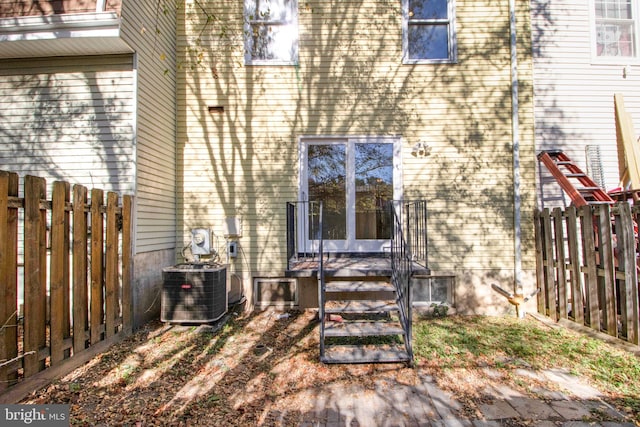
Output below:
[17,307,638,426]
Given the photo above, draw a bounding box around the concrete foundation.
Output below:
[292,268,539,317]
[132,249,176,330]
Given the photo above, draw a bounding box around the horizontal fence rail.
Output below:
[0,170,132,395]
[535,203,640,345]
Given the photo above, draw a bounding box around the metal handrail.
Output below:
[285,201,322,269]
[285,200,325,357]
[317,202,325,359]
[400,200,428,267]
[389,201,414,362]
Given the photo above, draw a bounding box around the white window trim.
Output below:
[402,0,458,64]
[590,0,640,64]
[243,0,299,66]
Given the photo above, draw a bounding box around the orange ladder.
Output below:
[537,150,614,207]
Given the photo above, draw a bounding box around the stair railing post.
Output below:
[317,201,325,358]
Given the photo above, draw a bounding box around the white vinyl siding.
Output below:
[532,0,640,205]
[0,55,135,195]
[120,0,177,253]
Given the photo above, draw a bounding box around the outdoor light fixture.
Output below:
[411,141,431,158]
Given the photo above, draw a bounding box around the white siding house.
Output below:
[532,0,640,207]
[0,0,177,327]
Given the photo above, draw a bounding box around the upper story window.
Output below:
[593,0,638,59]
[402,0,457,64]
[244,0,298,65]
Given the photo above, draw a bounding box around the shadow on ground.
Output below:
[19,308,639,426]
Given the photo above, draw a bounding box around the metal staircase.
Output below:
[320,276,412,364]
[317,201,416,365]
[285,199,423,365]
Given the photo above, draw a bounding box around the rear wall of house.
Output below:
[177,0,536,315]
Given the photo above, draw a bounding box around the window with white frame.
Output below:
[594,0,638,58]
[402,0,457,64]
[244,0,298,65]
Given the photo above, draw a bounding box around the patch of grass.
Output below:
[413,315,640,403]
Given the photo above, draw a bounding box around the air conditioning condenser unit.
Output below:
[161,264,227,323]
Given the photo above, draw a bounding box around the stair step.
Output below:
[577,187,601,192]
[324,320,405,337]
[325,300,398,314]
[325,281,395,293]
[321,344,411,364]
[566,173,587,178]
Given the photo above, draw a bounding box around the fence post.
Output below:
[122,195,133,334]
[23,175,47,377]
[0,171,19,389]
[50,181,71,364]
[533,210,546,315]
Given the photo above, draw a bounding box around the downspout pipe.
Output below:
[509,0,523,294]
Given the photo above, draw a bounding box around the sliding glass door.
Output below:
[300,137,401,252]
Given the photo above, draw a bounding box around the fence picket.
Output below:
[565,206,584,325]
[73,185,89,354]
[90,189,104,345]
[0,171,19,389]
[23,176,47,377]
[541,209,556,320]
[50,181,71,364]
[552,208,568,319]
[596,205,617,336]
[105,192,118,338]
[578,205,600,330]
[615,203,639,344]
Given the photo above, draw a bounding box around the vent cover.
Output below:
[162,265,227,323]
[253,278,298,308]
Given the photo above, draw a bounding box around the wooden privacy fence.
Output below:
[535,203,640,345]
[0,170,132,395]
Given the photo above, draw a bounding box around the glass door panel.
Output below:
[355,143,393,240]
[307,143,346,240]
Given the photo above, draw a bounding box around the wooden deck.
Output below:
[286,256,430,278]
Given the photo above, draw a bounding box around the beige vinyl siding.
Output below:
[120,0,177,253]
[532,0,640,199]
[177,0,534,285]
[0,54,135,195]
